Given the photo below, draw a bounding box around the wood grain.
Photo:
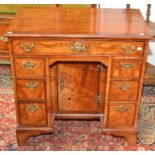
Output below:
[109,80,139,102]
[12,39,144,56]
[14,58,45,78]
[18,103,47,127]
[107,104,136,128]
[16,80,46,100]
[111,59,142,79]
[5,8,150,39]
[57,62,106,113]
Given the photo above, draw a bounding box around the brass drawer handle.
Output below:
[0,36,8,42]
[122,45,136,54]
[19,43,35,52]
[119,84,130,91]
[22,61,36,70]
[25,82,38,90]
[70,42,87,53]
[27,105,39,112]
[116,106,128,112]
[121,63,134,69]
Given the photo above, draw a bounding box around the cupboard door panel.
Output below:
[56,62,106,113]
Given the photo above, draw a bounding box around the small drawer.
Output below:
[18,103,47,127]
[12,39,144,56]
[16,80,46,100]
[14,58,45,78]
[111,60,142,79]
[109,81,139,101]
[107,104,135,128]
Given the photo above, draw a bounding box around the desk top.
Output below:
[5,8,150,39]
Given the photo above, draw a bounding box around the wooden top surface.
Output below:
[5,8,150,39]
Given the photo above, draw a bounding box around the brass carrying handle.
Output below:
[122,45,136,54]
[25,82,38,90]
[116,106,128,112]
[22,61,36,70]
[70,42,87,53]
[0,36,8,42]
[19,43,35,52]
[119,84,130,91]
[27,105,39,112]
[121,63,134,69]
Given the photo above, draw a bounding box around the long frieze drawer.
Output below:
[109,81,139,101]
[107,104,136,128]
[111,60,142,79]
[12,40,144,56]
[18,103,47,127]
[16,80,46,100]
[14,58,45,78]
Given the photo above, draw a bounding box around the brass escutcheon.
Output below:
[70,42,87,53]
[19,43,35,52]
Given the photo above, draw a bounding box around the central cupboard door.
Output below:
[54,62,106,113]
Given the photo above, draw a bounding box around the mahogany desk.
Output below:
[5,8,150,146]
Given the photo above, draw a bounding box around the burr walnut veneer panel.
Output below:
[18,103,47,127]
[14,58,45,78]
[12,40,144,56]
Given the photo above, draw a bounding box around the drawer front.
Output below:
[18,103,47,126]
[12,40,144,56]
[111,60,142,79]
[14,58,45,78]
[109,81,139,101]
[16,80,46,100]
[107,104,135,128]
